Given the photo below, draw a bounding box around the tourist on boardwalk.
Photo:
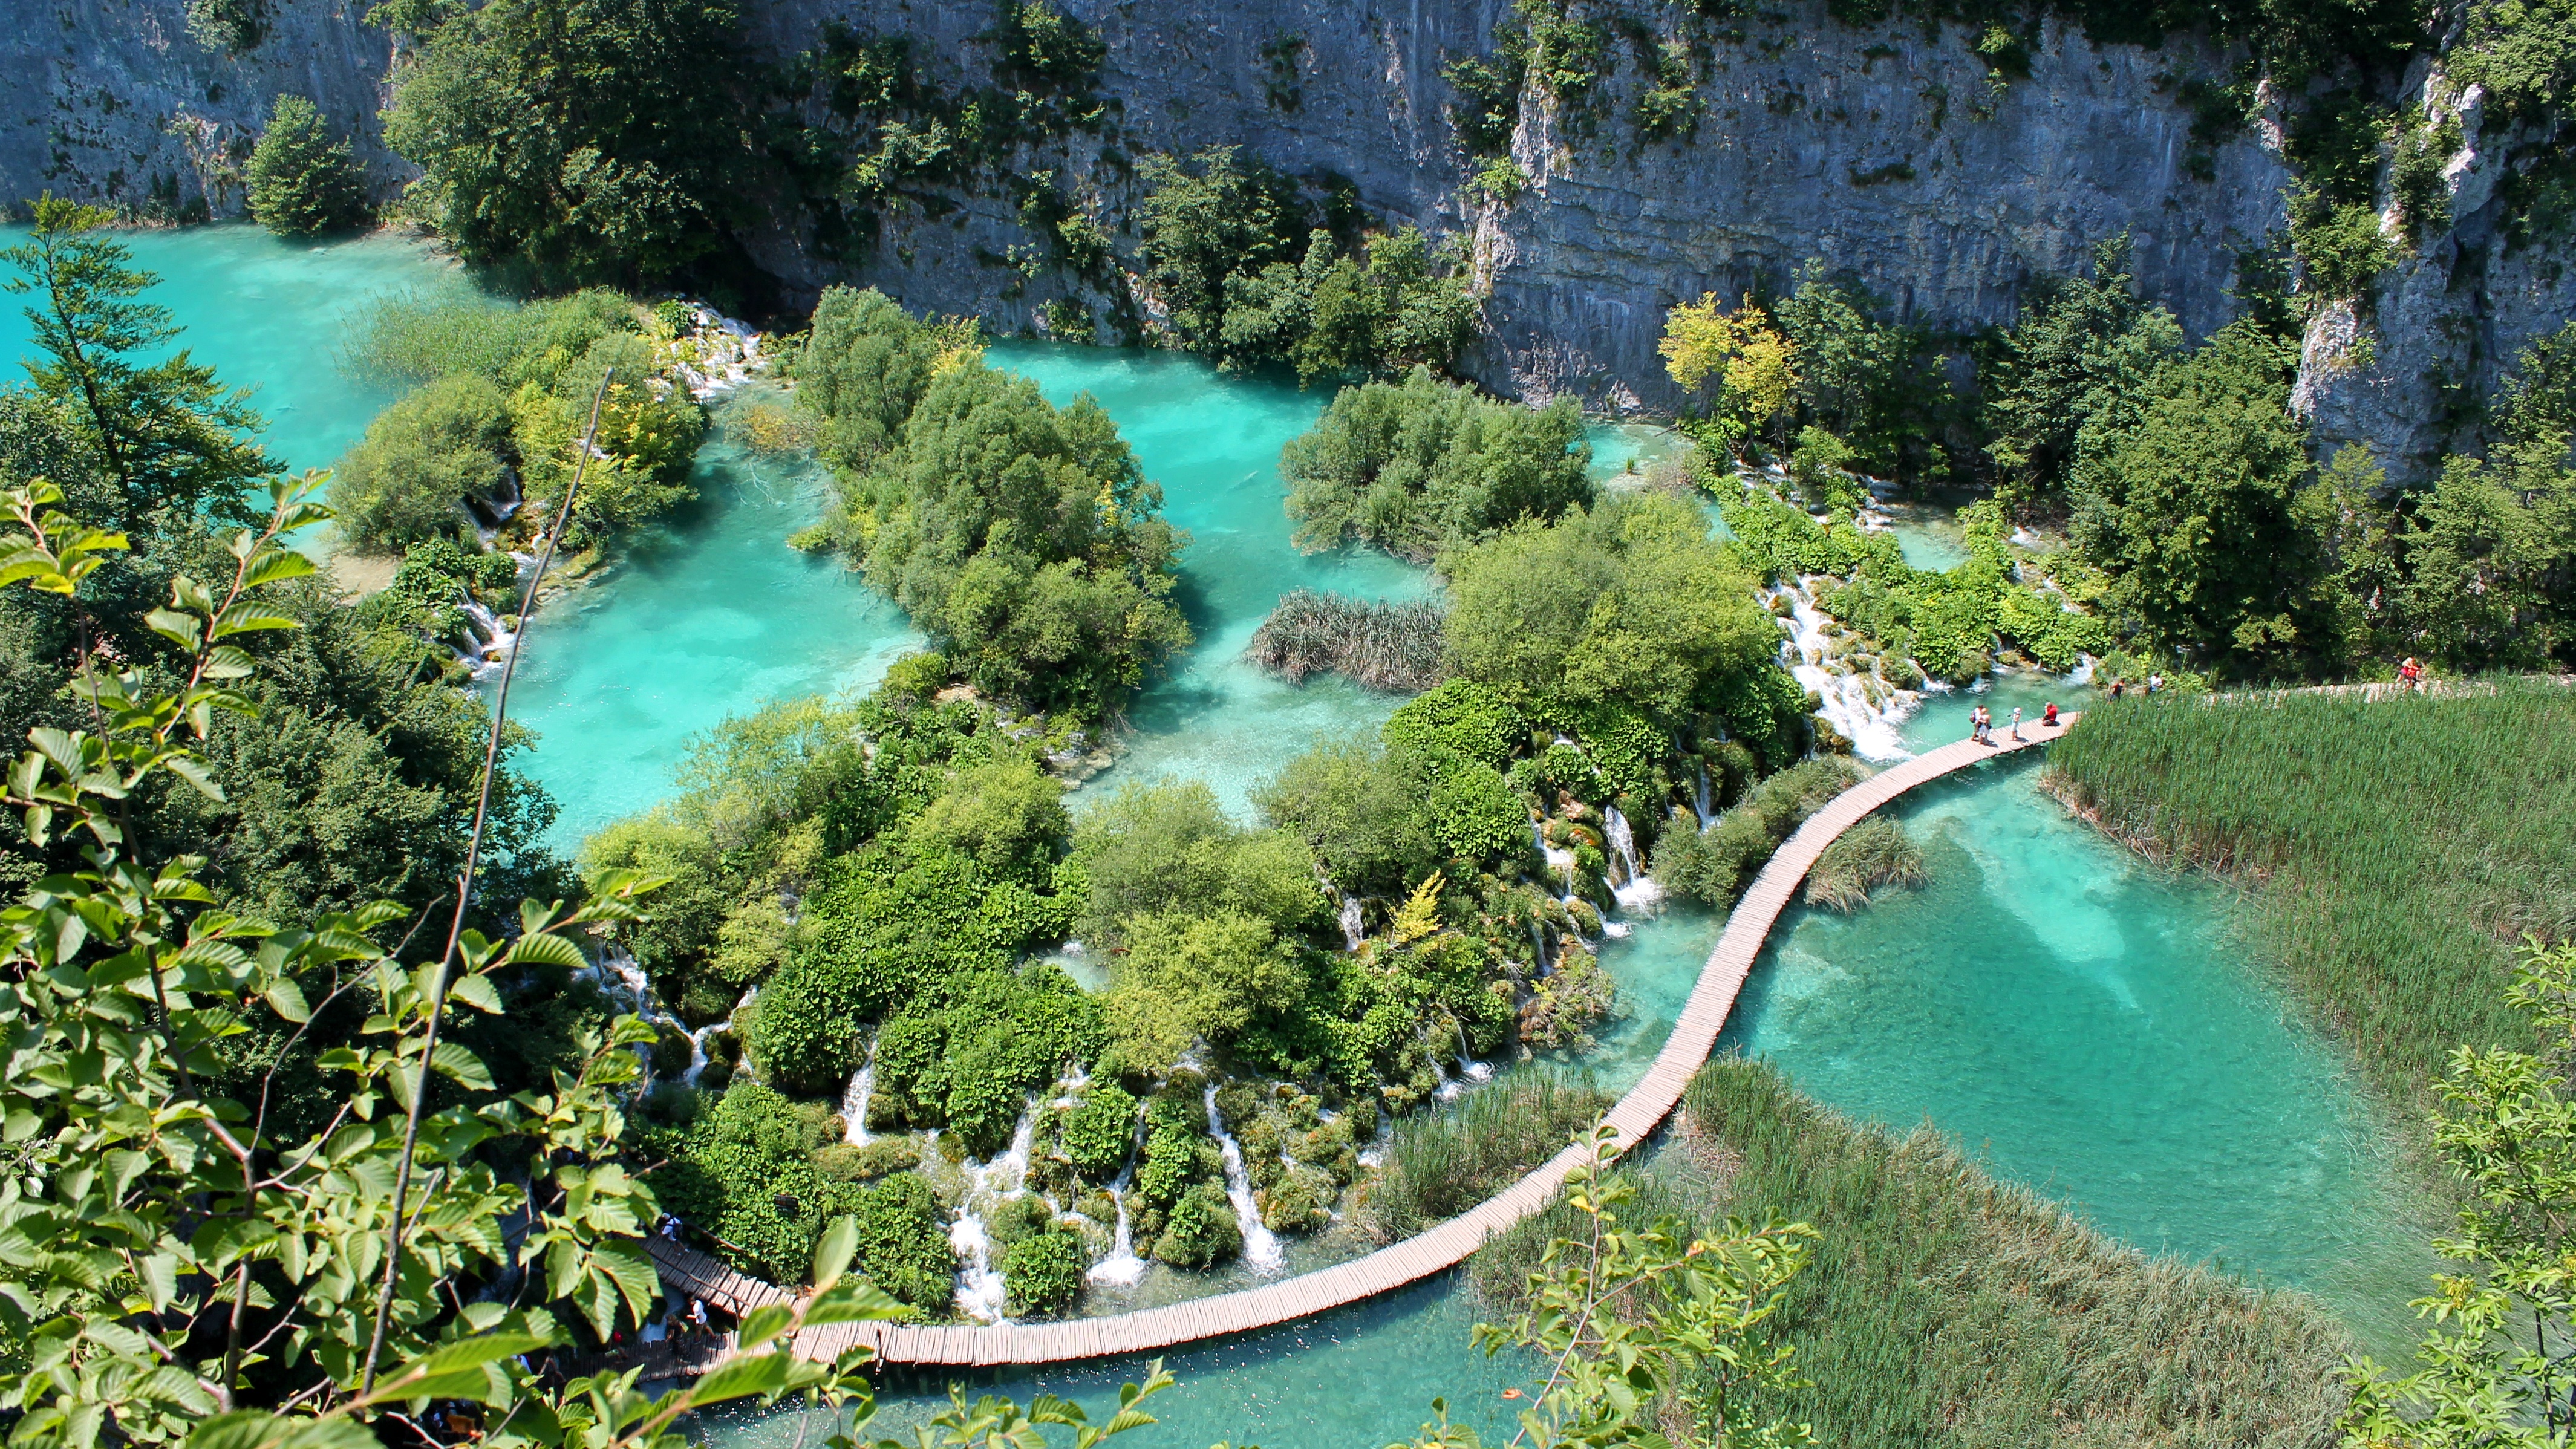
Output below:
[2148,672,2164,694]
[2110,677,2125,700]
[2010,705,2024,741]
[2043,701,2059,729]
[2401,656,2422,691]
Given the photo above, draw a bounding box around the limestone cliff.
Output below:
[7,0,2565,478]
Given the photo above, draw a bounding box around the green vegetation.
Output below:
[1282,366,1593,561]
[2343,939,2576,1444]
[1242,588,1447,691]
[2049,683,2576,1106]
[1481,1060,2349,1447]
[1651,756,1868,908]
[379,0,748,283]
[794,288,1189,720]
[1134,147,1480,380]
[1443,492,1807,751]
[1367,1074,1611,1236]
[244,94,368,237]
[1801,813,1925,911]
[337,287,706,555]
[1980,235,2184,519]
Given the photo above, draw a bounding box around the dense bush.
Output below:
[330,374,513,553]
[1152,1181,1245,1268]
[649,1080,844,1283]
[1071,779,1323,948]
[792,286,951,470]
[1383,679,1528,771]
[1133,149,1479,379]
[1441,493,1807,752]
[1002,1228,1088,1314]
[836,361,1190,718]
[849,1170,961,1308]
[1282,367,1591,561]
[244,94,367,238]
[1057,1081,1140,1180]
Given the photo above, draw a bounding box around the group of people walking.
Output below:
[1969,700,2059,745]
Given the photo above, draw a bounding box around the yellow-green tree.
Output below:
[1659,293,1798,444]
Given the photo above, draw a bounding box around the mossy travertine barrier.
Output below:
[646,714,2078,1369]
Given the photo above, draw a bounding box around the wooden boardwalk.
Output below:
[647,714,2077,1370]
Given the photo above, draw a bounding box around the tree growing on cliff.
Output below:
[245,94,369,238]
[1660,293,1798,447]
[1980,234,2185,519]
[379,0,748,282]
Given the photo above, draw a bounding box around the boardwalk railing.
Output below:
[646,716,2077,1369]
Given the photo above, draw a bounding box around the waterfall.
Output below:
[456,599,517,675]
[840,1034,878,1145]
[1604,807,1665,916]
[1338,896,1365,952]
[1775,582,1920,762]
[1202,1085,1285,1274]
[1085,1107,1149,1287]
[948,1104,1039,1323]
[1528,919,1553,974]
[1694,763,1714,827]
[1456,1022,1494,1087]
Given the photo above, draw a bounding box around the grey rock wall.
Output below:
[8,0,2565,478]
[1,0,399,219]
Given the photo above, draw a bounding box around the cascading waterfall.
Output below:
[1775,582,1917,761]
[840,1034,878,1145]
[456,599,517,675]
[948,1105,1038,1323]
[1694,762,1714,827]
[1338,896,1365,952]
[1202,1085,1285,1273]
[1085,1112,1149,1288]
[1603,807,1665,915]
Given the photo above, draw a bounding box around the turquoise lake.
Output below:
[0,227,2428,1445]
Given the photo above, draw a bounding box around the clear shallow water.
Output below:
[988,343,1432,821]
[0,223,465,478]
[506,397,925,848]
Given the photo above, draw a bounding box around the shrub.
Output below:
[1002,1228,1088,1315]
[244,95,365,238]
[1152,1181,1244,1268]
[1072,779,1324,947]
[1058,1083,1139,1181]
[1382,679,1527,771]
[852,1171,960,1309]
[746,952,868,1095]
[1282,367,1592,561]
[1653,756,1869,907]
[329,374,512,553]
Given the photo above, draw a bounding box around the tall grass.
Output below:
[1477,1060,2350,1448]
[2049,681,2576,1106]
[1367,1074,1610,1237]
[1803,814,1926,911]
[1243,589,1447,691]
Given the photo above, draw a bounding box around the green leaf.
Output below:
[448,973,503,1015]
[262,978,312,1024]
[685,1349,800,1407]
[238,550,317,590]
[813,1213,859,1291]
[163,755,227,803]
[430,1040,494,1090]
[504,932,587,971]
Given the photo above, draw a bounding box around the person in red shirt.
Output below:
[2043,702,2059,728]
[2400,657,2422,691]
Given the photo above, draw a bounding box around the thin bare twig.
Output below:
[360,370,613,1393]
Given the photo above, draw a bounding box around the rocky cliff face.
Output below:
[8,0,2561,478]
[2,0,398,220]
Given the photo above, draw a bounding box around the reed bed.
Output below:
[2048,680,2576,1106]
[1476,1060,2350,1449]
[1243,589,1447,691]
[1803,815,1927,911]
[1366,1074,1610,1238]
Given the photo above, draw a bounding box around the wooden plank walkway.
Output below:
[646,714,2078,1370]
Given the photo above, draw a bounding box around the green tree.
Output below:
[379,0,747,282]
[1775,262,1954,483]
[1071,778,1323,947]
[2,198,273,532]
[1980,234,2186,518]
[2067,319,2344,674]
[2341,939,2576,1447]
[1104,909,1310,1072]
[330,372,512,552]
[244,94,368,238]
[849,363,1190,718]
[1282,366,1592,561]
[1441,493,1797,735]
[794,285,950,471]
[1133,146,1305,352]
